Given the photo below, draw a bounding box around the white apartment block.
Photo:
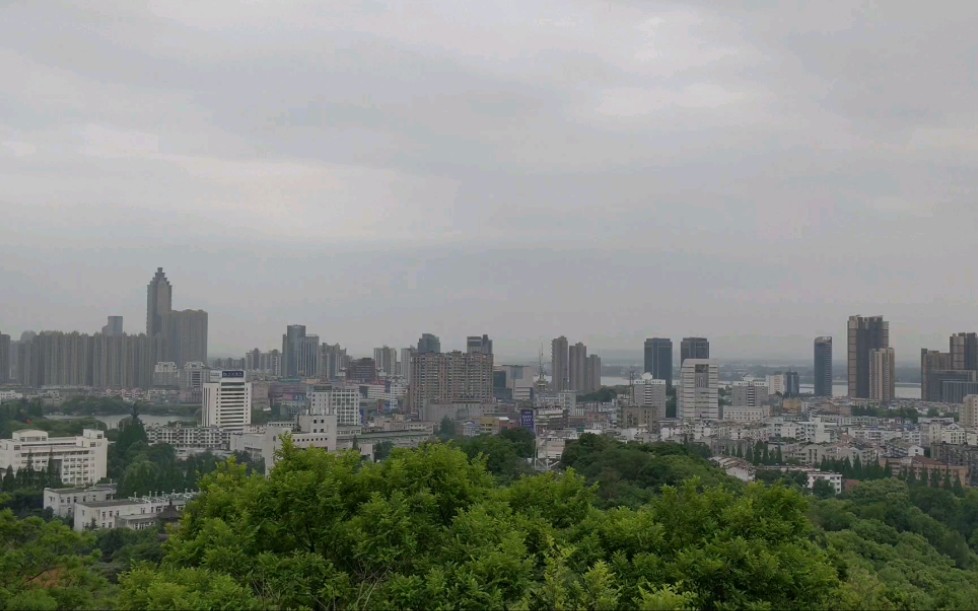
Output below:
[44,483,117,518]
[0,429,108,485]
[201,370,252,430]
[73,492,196,532]
[678,359,719,421]
[806,471,843,494]
[765,374,786,396]
[310,385,361,426]
[152,362,180,387]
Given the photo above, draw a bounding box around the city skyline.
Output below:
[2,3,978,362]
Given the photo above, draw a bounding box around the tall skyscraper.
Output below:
[551,336,569,392]
[373,346,398,376]
[281,324,308,378]
[644,338,673,388]
[418,333,441,354]
[680,337,710,363]
[146,268,172,337]
[847,315,889,399]
[813,337,833,397]
[585,354,602,393]
[678,359,719,420]
[319,344,346,380]
[101,316,123,337]
[921,349,953,402]
[568,342,587,391]
[950,332,978,372]
[784,371,800,397]
[869,347,896,402]
[399,347,416,380]
[466,334,493,355]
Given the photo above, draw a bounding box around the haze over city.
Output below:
[3,2,978,361]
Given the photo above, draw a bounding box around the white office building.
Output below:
[310,385,361,426]
[201,370,252,430]
[0,429,108,485]
[678,359,719,421]
[73,492,196,532]
[44,483,117,518]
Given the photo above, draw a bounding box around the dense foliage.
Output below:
[4,430,978,608]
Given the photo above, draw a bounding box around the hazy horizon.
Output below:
[3,2,976,362]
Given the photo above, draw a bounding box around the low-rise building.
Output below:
[73,492,197,531]
[44,483,117,518]
[0,429,108,485]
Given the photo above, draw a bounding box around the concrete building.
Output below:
[585,354,602,393]
[281,325,320,378]
[568,342,587,392]
[784,371,800,397]
[765,374,786,396]
[921,349,954,402]
[152,362,180,387]
[180,361,209,403]
[44,483,116,518]
[399,347,415,379]
[551,336,569,392]
[869,347,896,402]
[319,344,346,380]
[847,315,889,399]
[680,337,710,363]
[0,429,108,485]
[201,370,252,430]
[732,381,768,407]
[408,351,493,418]
[160,309,208,367]
[73,492,196,532]
[345,358,378,384]
[631,375,667,411]
[944,381,978,404]
[373,346,398,376]
[145,425,230,450]
[466,334,493,355]
[678,359,719,420]
[644,338,673,389]
[814,337,832,397]
[310,385,362,426]
[101,316,124,337]
[417,333,441,354]
[961,395,978,429]
[146,267,172,337]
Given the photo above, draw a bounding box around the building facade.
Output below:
[551,336,569,392]
[847,315,889,399]
[201,370,252,430]
[0,429,108,485]
[466,335,493,355]
[644,338,673,389]
[678,359,719,421]
[408,351,493,417]
[869,347,896,402]
[680,337,710,364]
[813,336,832,397]
[568,342,587,392]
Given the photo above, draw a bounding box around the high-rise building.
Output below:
[585,354,602,393]
[399,347,416,380]
[408,351,493,417]
[551,336,569,392]
[847,315,889,399]
[281,325,307,378]
[0,332,9,384]
[813,337,833,397]
[373,346,398,376]
[180,361,209,404]
[466,334,493,355]
[201,370,252,430]
[568,342,587,392]
[417,333,441,354]
[643,338,673,389]
[631,375,667,410]
[784,371,800,397]
[961,395,978,429]
[950,332,978,372]
[146,268,172,337]
[869,347,896,403]
[160,309,208,367]
[680,337,710,363]
[319,344,346,380]
[101,316,123,337]
[921,349,953,402]
[678,359,719,420]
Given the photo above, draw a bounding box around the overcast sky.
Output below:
[2,1,977,362]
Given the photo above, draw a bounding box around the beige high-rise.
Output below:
[869,347,896,402]
[551,336,569,392]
